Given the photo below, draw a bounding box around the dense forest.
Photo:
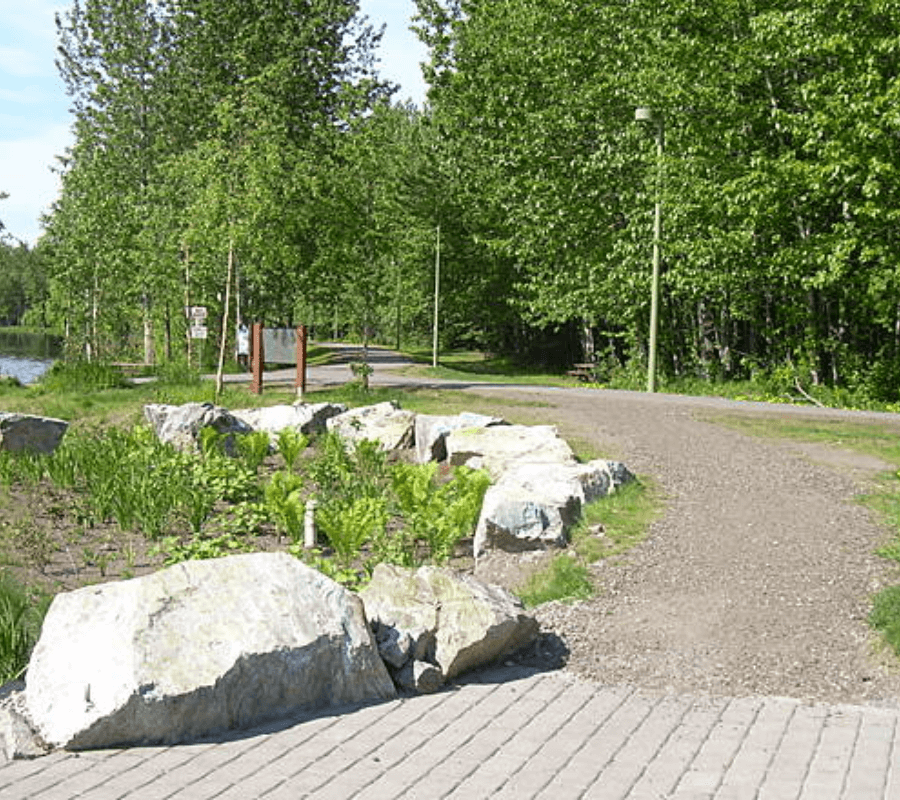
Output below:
[7,0,900,399]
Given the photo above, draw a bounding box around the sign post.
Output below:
[295,325,308,399]
[187,306,208,368]
[250,322,264,395]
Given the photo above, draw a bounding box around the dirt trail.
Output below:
[454,384,900,706]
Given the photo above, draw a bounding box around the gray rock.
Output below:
[445,424,576,480]
[373,624,412,670]
[143,402,251,452]
[231,402,346,443]
[326,401,415,452]
[25,553,396,750]
[414,413,506,464]
[360,564,538,684]
[0,682,48,760]
[473,460,634,556]
[0,413,68,454]
[394,660,444,694]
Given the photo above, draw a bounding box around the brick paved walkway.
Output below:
[2,666,898,800]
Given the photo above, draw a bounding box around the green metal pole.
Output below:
[647,119,663,394]
[432,223,441,369]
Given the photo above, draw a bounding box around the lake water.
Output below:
[0,330,62,385]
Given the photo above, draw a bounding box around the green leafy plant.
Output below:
[235,430,271,472]
[264,471,305,542]
[349,361,373,390]
[276,428,309,471]
[316,496,388,566]
[151,533,250,566]
[290,545,365,589]
[391,463,491,564]
[307,433,389,503]
[214,500,270,536]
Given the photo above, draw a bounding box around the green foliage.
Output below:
[316,496,389,567]
[276,428,309,472]
[38,361,129,394]
[151,533,251,566]
[155,360,202,387]
[0,574,48,684]
[517,555,594,609]
[264,471,305,542]
[2,424,260,539]
[869,586,900,657]
[391,463,491,564]
[307,433,390,503]
[235,431,271,472]
[290,545,365,589]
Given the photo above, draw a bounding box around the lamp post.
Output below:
[635,107,663,393]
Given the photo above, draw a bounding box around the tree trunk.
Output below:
[215,241,234,401]
[142,293,155,365]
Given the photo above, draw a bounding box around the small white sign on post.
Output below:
[187,305,208,322]
[190,324,208,340]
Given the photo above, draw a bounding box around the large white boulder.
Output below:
[414,412,505,464]
[360,564,538,686]
[143,402,251,452]
[25,553,396,750]
[326,401,415,451]
[231,402,346,443]
[0,412,68,454]
[473,460,634,556]
[445,424,576,480]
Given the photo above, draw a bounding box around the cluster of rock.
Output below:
[0,399,636,758]
[1,553,537,757]
[143,399,633,558]
[362,563,538,694]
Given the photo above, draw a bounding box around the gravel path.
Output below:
[299,350,900,706]
[452,384,900,708]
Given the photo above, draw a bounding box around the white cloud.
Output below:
[0,122,72,245]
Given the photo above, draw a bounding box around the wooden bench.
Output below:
[565,363,596,382]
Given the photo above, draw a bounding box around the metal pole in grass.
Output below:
[635,107,664,394]
[432,223,441,369]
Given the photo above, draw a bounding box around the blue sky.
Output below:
[0,0,427,246]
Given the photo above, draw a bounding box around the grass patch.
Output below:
[707,414,900,464]
[0,573,49,684]
[571,478,661,562]
[517,554,593,607]
[517,477,661,607]
[870,586,900,657]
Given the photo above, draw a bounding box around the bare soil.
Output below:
[464,384,900,707]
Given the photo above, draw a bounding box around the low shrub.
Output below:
[37,360,130,393]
